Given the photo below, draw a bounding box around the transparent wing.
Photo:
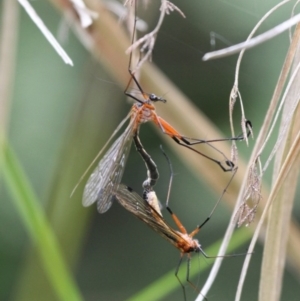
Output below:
[115,184,182,247]
[71,112,131,198]
[82,122,134,213]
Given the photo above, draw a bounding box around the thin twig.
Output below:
[203,12,300,61]
[125,0,185,71]
[18,0,73,65]
[229,0,292,142]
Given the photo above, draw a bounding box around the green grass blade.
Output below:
[125,227,251,301]
[1,140,84,301]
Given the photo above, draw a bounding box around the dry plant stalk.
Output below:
[125,0,185,71]
[229,0,296,227]
[257,28,300,301]
[199,1,300,300]
[233,7,300,301]
[232,19,300,301]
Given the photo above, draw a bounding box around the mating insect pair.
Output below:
[111,132,241,300]
[74,3,252,298]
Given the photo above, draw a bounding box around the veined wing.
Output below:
[114,184,182,248]
[83,119,135,213]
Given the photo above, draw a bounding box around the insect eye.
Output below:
[149,93,158,101]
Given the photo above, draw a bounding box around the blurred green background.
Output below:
[1,0,300,301]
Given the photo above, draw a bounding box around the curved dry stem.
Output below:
[259,63,300,171]
[259,134,300,300]
[234,46,300,227]
[258,34,300,301]
[203,11,300,61]
[231,21,300,301]
[234,22,300,227]
[229,0,292,142]
[289,0,300,41]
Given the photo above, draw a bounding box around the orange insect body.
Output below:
[114,184,203,257]
[81,88,166,213]
[175,233,200,254]
[131,102,157,130]
[132,103,182,138]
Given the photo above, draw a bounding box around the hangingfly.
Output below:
[113,183,211,301]
[82,92,166,213]
[113,135,237,298]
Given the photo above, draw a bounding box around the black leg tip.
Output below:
[245,120,252,129]
[225,160,235,168]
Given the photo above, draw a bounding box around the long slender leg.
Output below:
[133,131,159,190]
[172,136,235,171]
[157,117,252,171]
[179,120,252,145]
[175,255,187,301]
[186,256,208,300]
